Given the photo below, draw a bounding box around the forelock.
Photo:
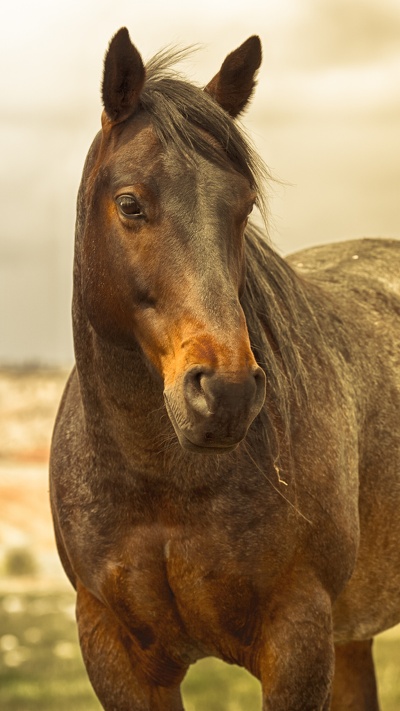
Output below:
[139,48,269,221]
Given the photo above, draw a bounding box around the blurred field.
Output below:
[0,369,399,709]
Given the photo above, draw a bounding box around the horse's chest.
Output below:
[101,523,279,660]
[166,535,264,647]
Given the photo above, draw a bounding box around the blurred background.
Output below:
[0,1,399,709]
[1,0,400,365]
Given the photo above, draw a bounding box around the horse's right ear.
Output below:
[205,36,262,117]
[102,28,145,124]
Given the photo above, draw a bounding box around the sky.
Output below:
[1,0,399,365]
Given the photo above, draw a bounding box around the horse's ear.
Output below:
[205,36,262,118]
[102,28,145,124]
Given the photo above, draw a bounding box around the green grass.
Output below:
[0,591,98,711]
[374,635,400,711]
[182,659,261,711]
[0,590,398,710]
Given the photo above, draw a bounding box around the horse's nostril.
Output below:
[194,370,204,392]
[254,367,263,382]
[253,366,266,402]
[183,366,213,416]
[183,364,265,421]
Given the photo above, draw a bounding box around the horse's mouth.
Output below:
[164,395,243,453]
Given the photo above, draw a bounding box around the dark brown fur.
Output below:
[50,29,400,710]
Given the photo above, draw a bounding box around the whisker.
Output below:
[145,403,168,419]
[153,435,177,452]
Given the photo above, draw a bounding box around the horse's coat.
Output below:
[50,28,400,710]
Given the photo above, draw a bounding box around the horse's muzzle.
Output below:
[164,365,266,453]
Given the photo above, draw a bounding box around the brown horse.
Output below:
[50,28,400,710]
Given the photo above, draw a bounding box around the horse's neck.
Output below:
[72,310,234,493]
[73,295,166,455]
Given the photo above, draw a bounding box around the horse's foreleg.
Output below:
[75,582,186,711]
[259,580,335,710]
[330,639,380,710]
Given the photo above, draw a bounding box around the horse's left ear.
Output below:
[102,27,145,124]
[205,36,262,118]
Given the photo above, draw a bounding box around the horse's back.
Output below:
[287,237,400,298]
[289,238,400,640]
[287,237,400,393]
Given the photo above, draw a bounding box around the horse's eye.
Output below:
[116,194,143,218]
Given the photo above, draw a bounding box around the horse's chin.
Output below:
[176,431,240,455]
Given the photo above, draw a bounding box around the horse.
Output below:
[50,27,400,710]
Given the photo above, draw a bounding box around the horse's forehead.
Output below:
[108,123,218,188]
[113,118,161,165]
[103,113,251,206]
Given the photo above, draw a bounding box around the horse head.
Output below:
[78,28,266,453]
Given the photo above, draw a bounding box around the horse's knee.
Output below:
[259,580,335,710]
[331,639,380,711]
